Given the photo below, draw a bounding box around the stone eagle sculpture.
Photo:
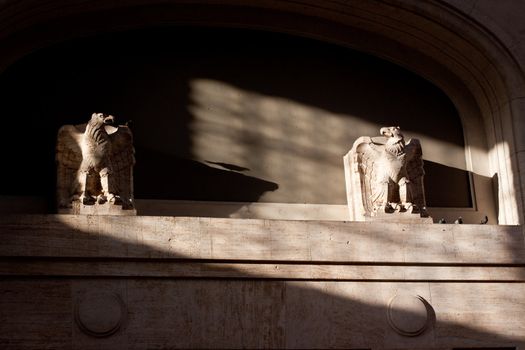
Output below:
[344,126,429,221]
[56,113,135,213]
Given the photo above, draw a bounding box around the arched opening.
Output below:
[0,26,474,219]
[0,1,522,224]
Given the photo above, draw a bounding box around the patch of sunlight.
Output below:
[188,79,473,204]
[491,140,520,225]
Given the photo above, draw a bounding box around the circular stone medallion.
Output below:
[387,294,429,336]
[75,292,125,337]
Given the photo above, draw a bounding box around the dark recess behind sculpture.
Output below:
[0,26,470,208]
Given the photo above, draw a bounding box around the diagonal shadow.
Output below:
[0,215,524,349]
[0,26,475,209]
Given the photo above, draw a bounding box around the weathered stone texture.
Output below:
[1,279,524,349]
[0,215,524,349]
[56,113,135,214]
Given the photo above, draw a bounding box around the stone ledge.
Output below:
[58,202,137,216]
[0,214,523,264]
[1,259,524,281]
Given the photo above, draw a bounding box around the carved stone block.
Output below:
[344,126,431,222]
[56,113,136,215]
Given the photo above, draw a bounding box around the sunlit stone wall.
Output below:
[188,78,468,205]
[1,215,524,348]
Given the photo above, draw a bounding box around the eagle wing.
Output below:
[56,123,85,207]
[405,138,427,209]
[353,136,383,216]
[108,125,135,208]
[405,138,424,180]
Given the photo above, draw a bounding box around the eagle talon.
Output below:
[103,194,123,205]
[80,194,95,205]
[397,204,407,213]
[418,206,429,217]
[121,199,133,209]
[384,204,395,214]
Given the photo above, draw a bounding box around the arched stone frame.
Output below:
[1,0,523,224]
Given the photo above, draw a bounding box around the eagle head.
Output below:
[90,112,115,126]
[381,126,405,156]
[380,126,403,139]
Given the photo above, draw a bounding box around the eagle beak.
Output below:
[103,115,115,125]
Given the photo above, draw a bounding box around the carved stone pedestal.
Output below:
[58,202,137,216]
[364,212,433,224]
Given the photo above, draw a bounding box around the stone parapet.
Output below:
[1,215,524,349]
